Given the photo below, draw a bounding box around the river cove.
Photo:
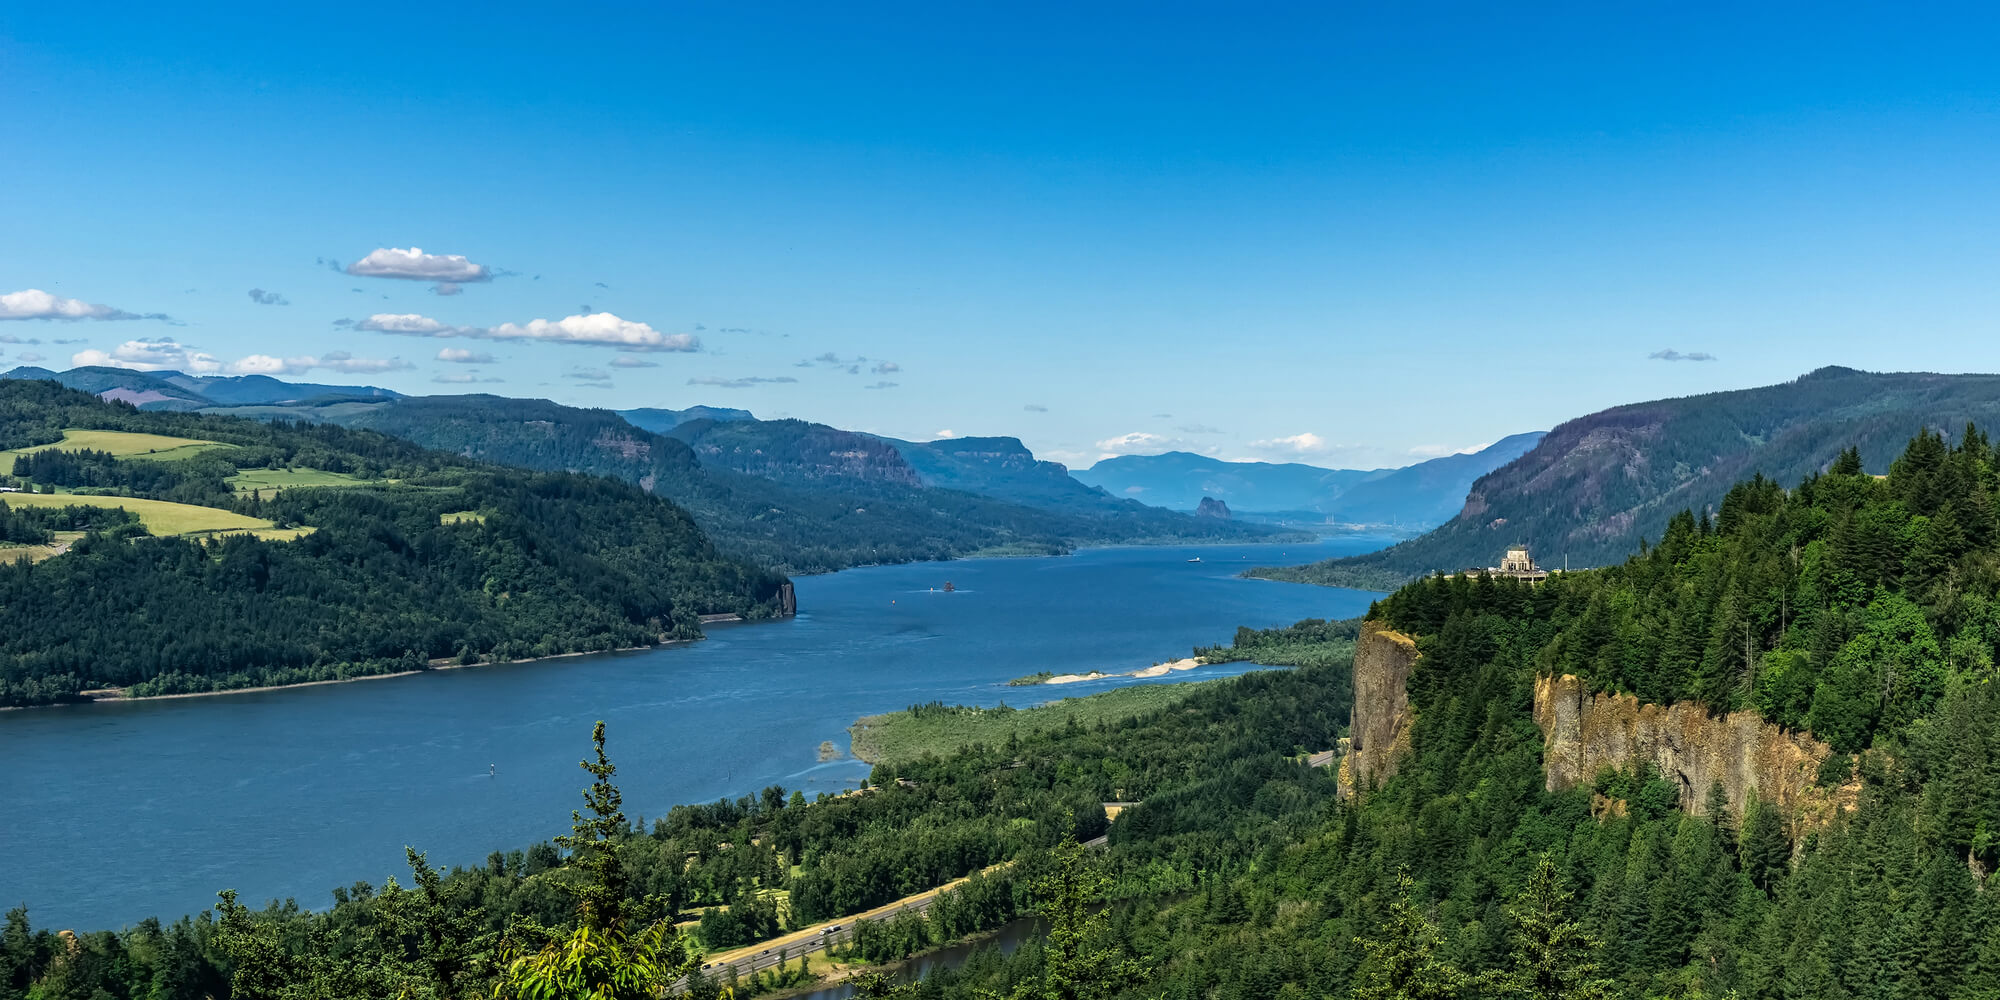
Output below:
[0,537,1387,930]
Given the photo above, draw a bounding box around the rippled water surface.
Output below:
[0,537,1387,929]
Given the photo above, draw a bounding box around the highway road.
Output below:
[694,832,1110,984]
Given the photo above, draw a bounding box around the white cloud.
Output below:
[935,429,957,439]
[686,375,798,389]
[72,340,408,376]
[358,311,697,352]
[1092,430,1224,462]
[347,247,491,283]
[1,289,169,322]
[872,361,900,375]
[1248,432,1331,455]
[433,373,504,384]
[73,339,222,372]
[1649,348,1717,362]
[610,355,659,368]
[436,347,494,364]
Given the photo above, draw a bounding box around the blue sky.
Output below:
[4,3,1998,469]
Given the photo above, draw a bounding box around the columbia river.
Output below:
[0,537,1387,929]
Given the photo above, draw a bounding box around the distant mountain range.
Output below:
[2,363,1547,574]
[1,365,402,409]
[1075,433,1546,527]
[1257,367,2000,589]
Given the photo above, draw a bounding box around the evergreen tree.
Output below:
[1351,872,1466,1000]
[1485,856,1616,1000]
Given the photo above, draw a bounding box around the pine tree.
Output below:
[1005,833,1141,1000]
[1350,872,1467,1000]
[1486,856,1615,1000]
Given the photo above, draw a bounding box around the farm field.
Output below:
[4,429,234,466]
[0,491,307,541]
[228,468,383,494]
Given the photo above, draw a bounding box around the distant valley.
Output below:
[1074,432,1545,527]
[2,364,1517,577]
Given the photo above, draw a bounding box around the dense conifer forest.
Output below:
[14,427,2000,1000]
[0,381,785,706]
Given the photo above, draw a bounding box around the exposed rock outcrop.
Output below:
[1195,496,1232,519]
[1337,622,1419,799]
[1533,673,1856,830]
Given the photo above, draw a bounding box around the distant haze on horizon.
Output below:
[5,5,1998,468]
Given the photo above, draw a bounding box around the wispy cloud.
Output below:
[433,373,504,384]
[71,339,408,376]
[1649,348,1717,362]
[864,381,898,390]
[1,289,172,323]
[871,361,900,375]
[357,312,698,352]
[1024,404,1048,413]
[1094,431,1217,460]
[687,375,798,389]
[436,347,494,364]
[1175,424,1223,435]
[610,355,659,368]
[247,288,289,306]
[15,352,43,363]
[346,247,491,283]
[565,368,612,382]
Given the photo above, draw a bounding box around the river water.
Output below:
[0,537,1387,930]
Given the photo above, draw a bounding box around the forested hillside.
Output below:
[1259,366,2000,588]
[267,393,1281,574]
[15,415,2000,1000]
[0,381,783,706]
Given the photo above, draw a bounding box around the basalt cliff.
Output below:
[1339,620,1857,828]
[1335,621,1419,799]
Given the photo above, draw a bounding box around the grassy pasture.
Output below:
[848,679,1213,765]
[5,429,234,467]
[228,468,382,495]
[0,491,306,541]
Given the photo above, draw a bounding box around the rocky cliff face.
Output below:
[1534,673,1855,830]
[1337,622,1419,799]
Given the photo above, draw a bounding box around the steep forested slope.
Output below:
[0,381,783,705]
[18,418,2000,1000]
[285,395,1280,573]
[1261,366,2000,587]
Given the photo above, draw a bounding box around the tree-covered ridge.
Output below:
[1261,366,2000,588]
[1373,424,2000,758]
[285,393,1283,575]
[0,380,784,706]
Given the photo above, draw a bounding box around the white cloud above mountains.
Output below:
[358,312,697,352]
[436,347,494,364]
[1,289,170,322]
[346,247,491,284]
[71,339,409,376]
[687,375,797,389]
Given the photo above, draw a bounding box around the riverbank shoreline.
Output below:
[10,638,701,710]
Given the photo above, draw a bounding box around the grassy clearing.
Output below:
[848,680,1211,765]
[5,429,234,466]
[440,510,486,525]
[228,468,382,494]
[0,491,299,539]
[0,531,84,564]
